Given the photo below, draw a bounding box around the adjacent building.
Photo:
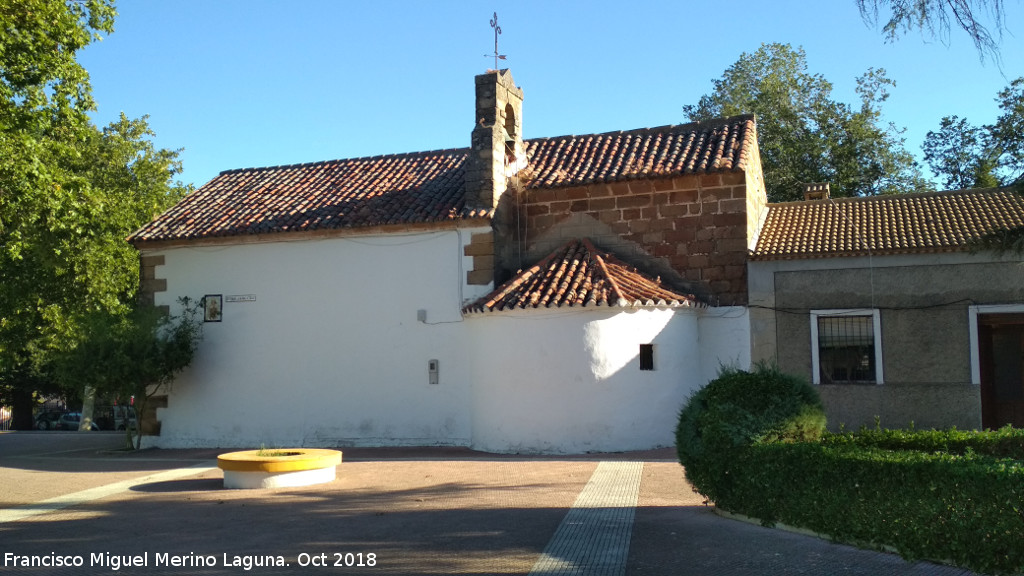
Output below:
[749,186,1024,430]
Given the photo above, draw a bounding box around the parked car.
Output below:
[94,405,138,431]
[57,412,100,431]
[34,411,62,430]
[112,405,137,431]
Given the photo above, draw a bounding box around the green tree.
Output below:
[990,78,1024,186]
[0,0,189,427]
[922,116,1000,189]
[972,78,1024,254]
[922,77,1024,255]
[56,299,202,449]
[684,43,927,202]
[923,77,1024,189]
[856,0,1010,63]
[0,0,115,117]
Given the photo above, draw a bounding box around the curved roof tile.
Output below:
[129,116,756,244]
[751,188,1024,260]
[463,238,701,313]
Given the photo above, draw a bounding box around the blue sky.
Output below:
[78,1,1023,189]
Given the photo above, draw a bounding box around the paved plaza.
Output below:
[0,432,976,575]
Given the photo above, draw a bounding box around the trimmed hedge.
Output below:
[719,442,1024,575]
[675,364,826,503]
[823,425,1024,460]
[676,367,1024,573]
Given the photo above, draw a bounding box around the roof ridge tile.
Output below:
[217,147,472,177]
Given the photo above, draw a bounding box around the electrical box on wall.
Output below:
[428,359,439,385]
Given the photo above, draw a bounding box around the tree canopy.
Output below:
[856,0,1010,63]
[921,116,1000,189]
[0,0,190,426]
[56,298,202,448]
[684,43,927,203]
[922,76,1024,255]
[923,77,1024,189]
[990,78,1024,186]
[0,0,115,118]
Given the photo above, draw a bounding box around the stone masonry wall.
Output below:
[519,172,753,305]
[465,70,525,211]
[465,70,526,288]
[138,252,169,436]
[139,253,169,314]
[464,231,495,286]
[743,140,769,251]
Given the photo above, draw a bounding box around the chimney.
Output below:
[465,69,526,211]
[804,182,830,201]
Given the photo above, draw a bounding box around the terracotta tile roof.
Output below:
[463,239,701,314]
[129,116,757,244]
[522,115,756,189]
[751,188,1024,260]
[129,149,478,243]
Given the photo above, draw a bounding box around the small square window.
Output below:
[639,344,654,371]
[810,310,883,384]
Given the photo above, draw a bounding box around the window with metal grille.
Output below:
[810,310,882,384]
[639,344,654,371]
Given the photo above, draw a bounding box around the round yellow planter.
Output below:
[217,449,342,489]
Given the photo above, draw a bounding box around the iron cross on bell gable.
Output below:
[486,12,506,69]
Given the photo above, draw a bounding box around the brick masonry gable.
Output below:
[518,173,753,306]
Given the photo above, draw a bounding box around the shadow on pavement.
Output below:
[131,478,226,493]
[1,466,977,576]
[0,436,977,575]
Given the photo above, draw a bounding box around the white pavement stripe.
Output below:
[0,462,217,524]
[529,461,644,576]
[16,457,212,463]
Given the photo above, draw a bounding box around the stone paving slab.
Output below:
[0,432,211,507]
[0,433,981,576]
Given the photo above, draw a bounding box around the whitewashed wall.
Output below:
[147,228,486,448]
[145,228,750,452]
[697,306,752,384]
[467,307,732,454]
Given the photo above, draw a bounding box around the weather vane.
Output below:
[485,12,506,69]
